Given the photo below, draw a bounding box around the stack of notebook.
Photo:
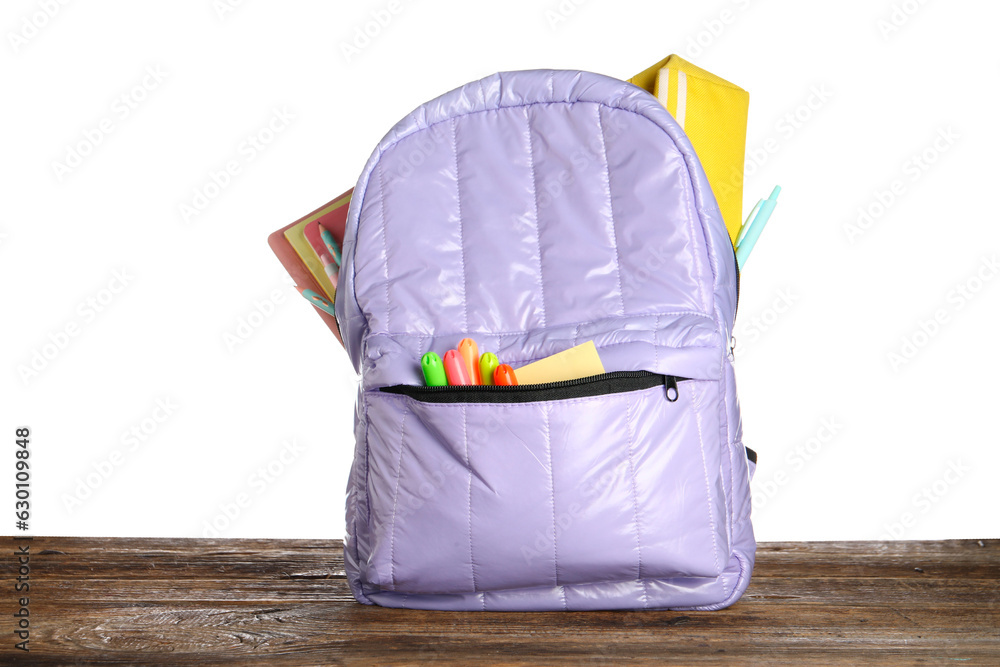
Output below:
[267,188,353,345]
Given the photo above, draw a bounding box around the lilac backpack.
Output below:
[334,69,756,611]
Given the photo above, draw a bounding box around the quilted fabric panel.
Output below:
[337,70,736,377]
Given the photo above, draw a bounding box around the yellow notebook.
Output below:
[630,55,749,246]
[514,341,605,385]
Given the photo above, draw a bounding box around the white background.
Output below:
[3,0,997,541]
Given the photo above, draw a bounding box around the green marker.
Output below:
[479,352,500,386]
[421,352,448,386]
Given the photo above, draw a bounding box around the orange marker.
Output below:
[493,364,518,386]
[457,338,481,385]
[443,349,472,386]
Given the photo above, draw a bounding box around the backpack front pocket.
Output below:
[361,372,729,596]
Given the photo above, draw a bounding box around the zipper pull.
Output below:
[664,375,679,402]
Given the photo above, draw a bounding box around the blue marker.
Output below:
[736,185,780,270]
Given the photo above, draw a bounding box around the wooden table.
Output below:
[3,538,997,665]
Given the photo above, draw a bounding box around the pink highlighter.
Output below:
[443,349,472,386]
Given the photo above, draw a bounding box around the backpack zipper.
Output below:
[732,237,741,318]
[380,370,688,404]
[664,374,679,402]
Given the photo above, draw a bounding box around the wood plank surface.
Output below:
[2,538,997,665]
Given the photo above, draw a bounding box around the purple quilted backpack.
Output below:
[334,69,757,611]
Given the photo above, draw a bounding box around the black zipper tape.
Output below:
[732,237,741,319]
[380,370,688,404]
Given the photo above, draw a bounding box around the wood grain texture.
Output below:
[2,538,997,665]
